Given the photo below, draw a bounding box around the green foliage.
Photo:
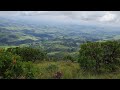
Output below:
[7,47,47,62]
[0,48,37,79]
[22,61,37,79]
[0,49,23,79]
[79,41,120,73]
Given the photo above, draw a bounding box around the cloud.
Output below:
[0,11,120,25]
[0,11,19,16]
[99,12,117,22]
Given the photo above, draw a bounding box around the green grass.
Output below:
[48,52,60,55]
[33,61,120,79]
[18,35,38,41]
[34,61,80,79]
[0,46,18,49]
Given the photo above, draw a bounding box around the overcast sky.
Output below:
[0,11,120,26]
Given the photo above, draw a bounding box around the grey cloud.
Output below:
[1,11,120,24]
[0,11,19,16]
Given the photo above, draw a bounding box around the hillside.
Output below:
[1,16,120,58]
[1,12,120,79]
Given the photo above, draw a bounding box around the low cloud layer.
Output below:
[0,11,120,25]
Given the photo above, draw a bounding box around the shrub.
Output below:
[0,50,24,79]
[0,48,37,79]
[7,47,47,62]
[78,41,120,73]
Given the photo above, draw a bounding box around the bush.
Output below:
[0,49,24,79]
[0,48,37,79]
[78,41,120,73]
[7,47,47,62]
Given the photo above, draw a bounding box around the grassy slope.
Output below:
[33,61,120,79]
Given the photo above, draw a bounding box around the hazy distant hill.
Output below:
[0,16,120,47]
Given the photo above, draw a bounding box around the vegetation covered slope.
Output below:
[1,17,120,59]
[1,41,120,79]
[1,17,120,79]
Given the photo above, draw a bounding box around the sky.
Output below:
[0,11,120,26]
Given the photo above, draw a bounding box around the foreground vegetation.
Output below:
[34,61,120,79]
[1,40,120,79]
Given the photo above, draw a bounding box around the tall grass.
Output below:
[33,61,120,79]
